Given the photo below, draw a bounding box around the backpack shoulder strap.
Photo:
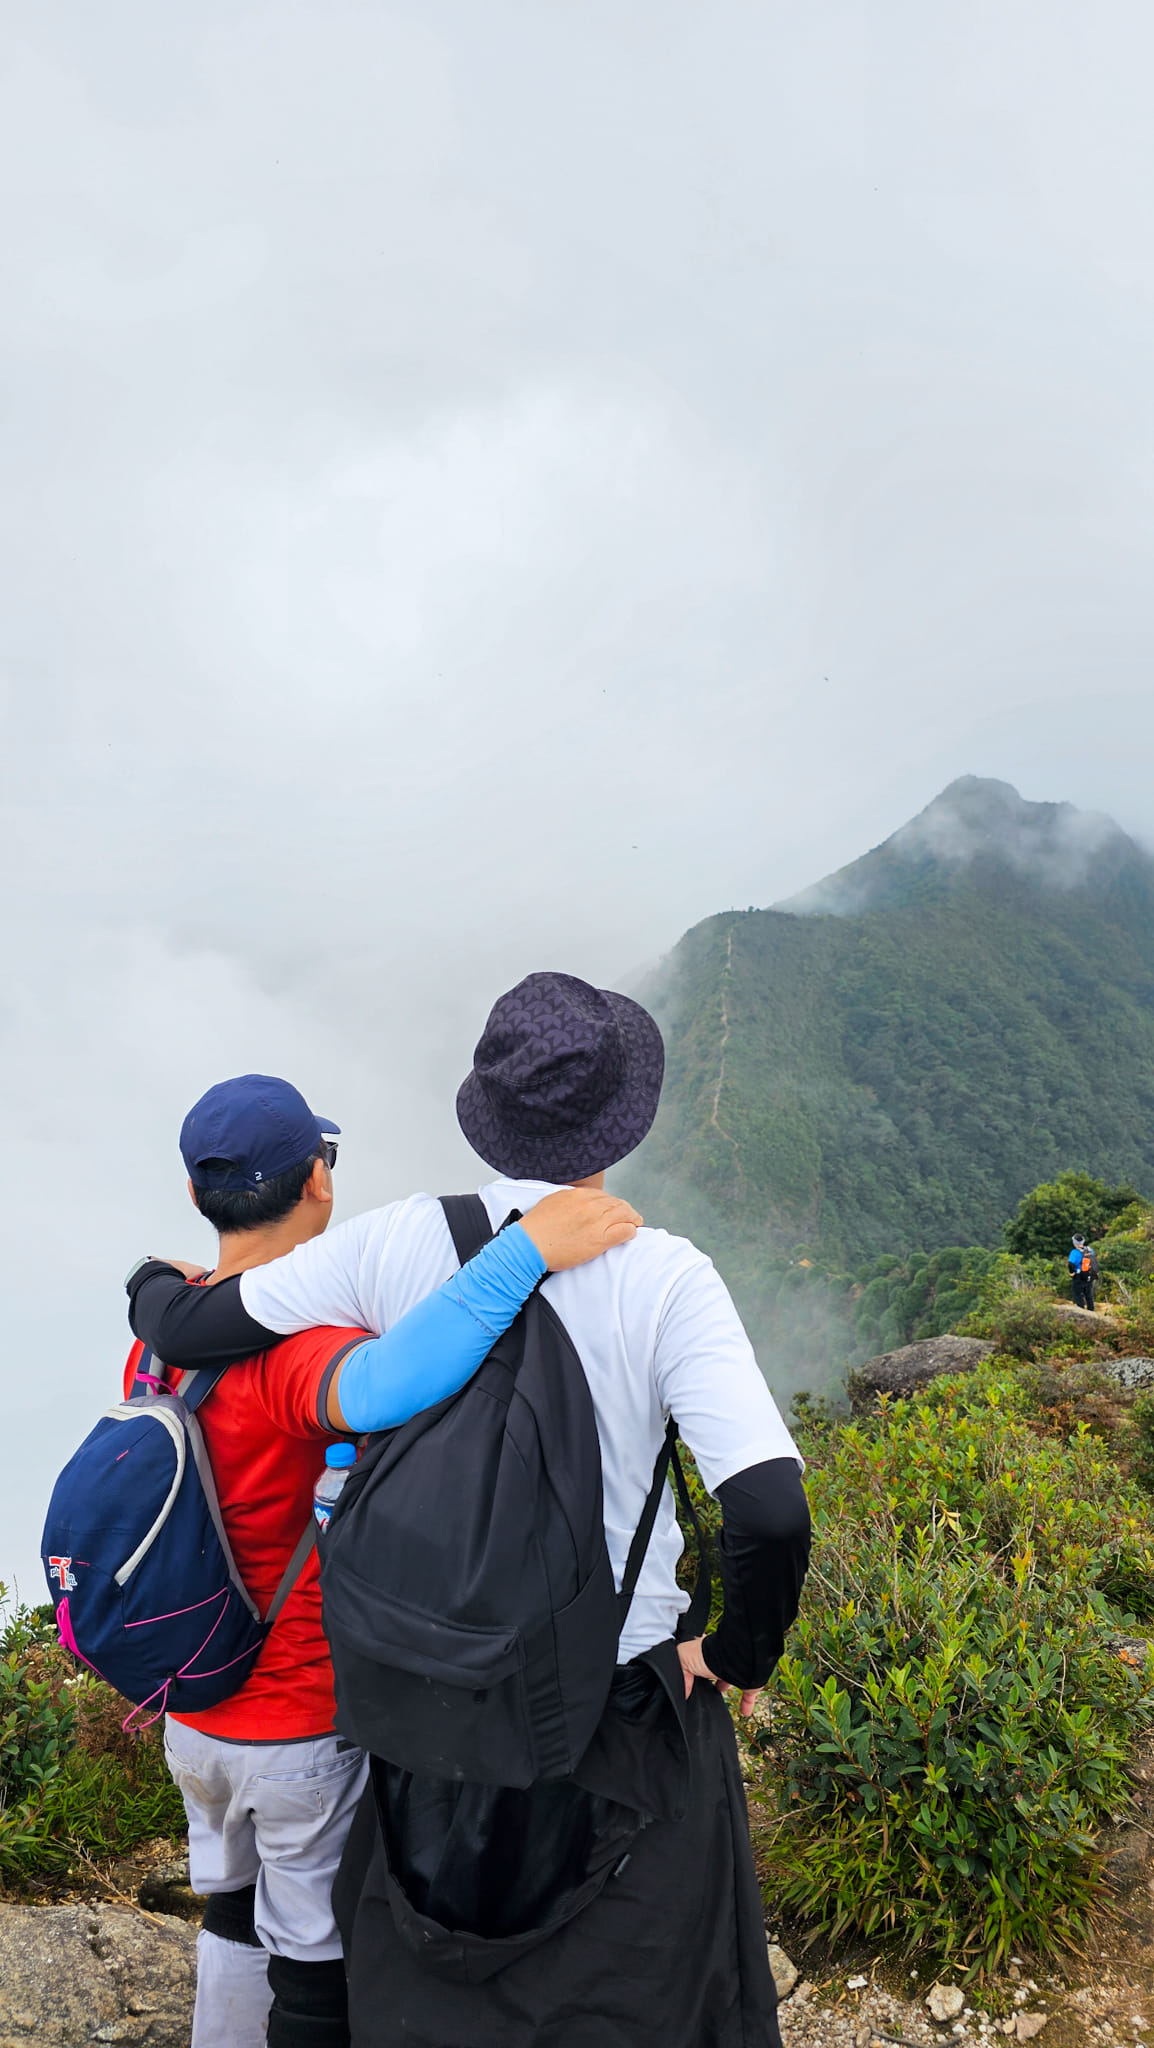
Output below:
[130,1346,230,1413]
[137,1344,317,1631]
[264,1519,318,1627]
[618,1420,712,1640]
[439,1194,494,1265]
[172,1362,231,1414]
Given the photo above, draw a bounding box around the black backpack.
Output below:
[319,1195,708,1787]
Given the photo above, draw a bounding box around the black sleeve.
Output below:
[700,1458,811,1691]
[126,1260,278,1367]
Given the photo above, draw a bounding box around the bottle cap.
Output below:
[325,1443,357,1468]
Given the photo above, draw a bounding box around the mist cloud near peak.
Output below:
[780,777,1134,917]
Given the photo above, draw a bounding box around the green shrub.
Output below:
[962,1273,1067,1360]
[1131,1393,1154,1496]
[1003,1172,1142,1260]
[0,1590,185,1885]
[0,1593,76,1874]
[758,1368,1154,1975]
[849,1247,1001,1362]
[1104,1202,1150,1242]
[1099,1237,1146,1280]
[674,1447,724,1632]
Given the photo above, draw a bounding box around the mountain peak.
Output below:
[779,777,1134,917]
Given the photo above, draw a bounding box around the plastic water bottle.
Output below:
[314,1444,357,1533]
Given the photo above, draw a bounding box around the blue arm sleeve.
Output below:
[333,1221,548,1432]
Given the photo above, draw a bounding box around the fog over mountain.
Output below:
[7,1,1154,1595]
[780,778,1137,915]
[624,779,1154,1404]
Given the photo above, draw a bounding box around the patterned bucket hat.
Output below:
[456,971,665,1183]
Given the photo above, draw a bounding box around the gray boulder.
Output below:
[1051,1302,1114,1335]
[1101,1356,1154,1392]
[850,1334,994,1410]
[0,1901,196,2046]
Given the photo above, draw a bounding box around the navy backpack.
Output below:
[41,1349,315,1724]
[320,1195,709,1786]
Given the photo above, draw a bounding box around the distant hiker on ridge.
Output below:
[126,973,812,2048]
[1069,1232,1099,1311]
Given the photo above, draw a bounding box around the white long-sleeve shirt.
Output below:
[241,1177,801,1662]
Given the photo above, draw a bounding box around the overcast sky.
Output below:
[5,0,1154,1596]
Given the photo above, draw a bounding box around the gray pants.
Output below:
[164,1719,367,2048]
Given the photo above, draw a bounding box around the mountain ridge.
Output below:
[777,775,1140,918]
[619,780,1154,1384]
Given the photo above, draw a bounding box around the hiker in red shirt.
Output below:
[128,1074,639,2048]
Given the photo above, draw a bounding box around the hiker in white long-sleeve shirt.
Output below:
[128,973,811,2048]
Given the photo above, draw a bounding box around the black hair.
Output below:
[193,1151,322,1235]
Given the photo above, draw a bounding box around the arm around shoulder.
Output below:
[126,1262,275,1366]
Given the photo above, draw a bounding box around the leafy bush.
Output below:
[32,1718,185,1873]
[850,1246,1001,1362]
[1004,1172,1142,1260]
[0,1594,77,1873]
[1131,1394,1154,1496]
[0,1590,184,1885]
[674,1448,724,1631]
[1098,1235,1147,1281]
[961,1266,1069,1359]
[1104,1201,1151,1241]
[758,1367,1154,1975]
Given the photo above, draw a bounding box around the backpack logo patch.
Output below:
[48,1555,77,1592]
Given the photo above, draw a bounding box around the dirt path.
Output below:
[710,924,740,1164]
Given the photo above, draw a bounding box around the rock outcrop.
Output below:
[0,1902,196,2046]
[849,1334,994,1410]
[1102,1355,1154,1391]
[1050,1301,1116,1335]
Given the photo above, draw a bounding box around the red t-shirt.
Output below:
[122,1325,365,1740]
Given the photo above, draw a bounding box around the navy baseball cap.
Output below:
[180,1075,340,1192]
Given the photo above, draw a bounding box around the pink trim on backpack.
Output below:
[120,1594,258,1732]
[56,1597,101,1675]
[122,1678,172,1732]
[124,1588,230,1628]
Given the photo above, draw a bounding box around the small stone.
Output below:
[848,1974,868,1990]
[928,1984,967,2022]
[766,1943,799,2000]
[1015,2019,1049,2042]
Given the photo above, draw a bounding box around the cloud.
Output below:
[8,0,1154,1592]
[890,779,1124,891]
[781,778,1136,913]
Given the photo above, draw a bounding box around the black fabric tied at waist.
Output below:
[361,1640,691,1985]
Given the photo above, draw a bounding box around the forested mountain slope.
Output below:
[623,778,1154,1272]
